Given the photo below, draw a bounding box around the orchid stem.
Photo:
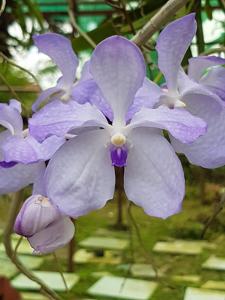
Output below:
[0,51,40,87]
[13,236,23,257]
[68,2,96,49]
[132,0,189,46]
[67,220,76,272]
[53,252,69,293]
[3,191,62,300]
[127,202,158,278]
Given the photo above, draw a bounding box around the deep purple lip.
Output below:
[0,161,18,168]
[110,146,128,167]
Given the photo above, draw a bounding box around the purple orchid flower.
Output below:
[32,33,79,112]
[188,56,225,101]
[0,100,64,165]
[14,194,74,254]
[0,100,64,194]
[39,36,206,219]
[0,100,45,194]
[150,13,225,168]
[31,32,160,129]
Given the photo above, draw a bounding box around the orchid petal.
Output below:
[33,33,78,88]
[178,69,225,107]
[72,79,113,120]
[200,66,225,101]
[32,164,46,195]
[188,56,225,82]
[171,93,225,168]
[9,99,22,113]
[28,217,75,254]
[32,86,61,112]
[29,100,108,142]
[90,36,145,125]
[45,130,115,217]
[156,13,196,91]
[80,60,92,81]
[0,162,45,195]
[124,128,184,219]
[0,101,23,135]
[1,135,65,164]
[126,78,161,121]
[129,106,206,144]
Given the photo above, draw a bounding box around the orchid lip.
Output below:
[0,161,18,168]
[110,145,128,167]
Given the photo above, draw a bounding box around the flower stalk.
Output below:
[3,191,62,300]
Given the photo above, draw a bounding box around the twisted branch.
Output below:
[132,0,189,46]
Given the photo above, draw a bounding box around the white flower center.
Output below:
[160,90,186,109]
[111,133,126,146]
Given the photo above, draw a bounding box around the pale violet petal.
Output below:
[124,128,185,219]
[29,100,108,142]
[1,135,65,164]
[188,55,225,81]
[45,130,115,217]
[72,79,113,120]
[33,33,78,88]
[178,69,225,107]
[126,78,161,121]
[0,101,23,135]
[32,86,61,112]
[156,13,196,91]
[0,162,45,195]
[171,93,225,168]
[200,66,225,101]
[28,217,75,254]
[90,36,146,125]
[128,106,206,144]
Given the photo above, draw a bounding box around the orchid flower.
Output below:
[188,56,225,101]
[151,13,225,168]
[39,36,206,219]
[0,100,64,165]
[32,33,78,112]
[0,100,63,194]
[31,32,161,125]
[14,194,74,254]
[0,100,44,194]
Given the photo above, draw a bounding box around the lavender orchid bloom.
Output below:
[0,100,46,194]
[0,100,64,165]
[153,13,225,168]
[42,36,206,219]
[14,194,75,254]
[0,100,64,194]
[30,32,161,139]
[32,33,78,112]
[188,56,225,101]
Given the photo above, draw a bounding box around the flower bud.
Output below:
[29,216,75,254]
[14,194,75,254]
[14,195,61,237]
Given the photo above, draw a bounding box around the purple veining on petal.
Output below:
[110,146,128,167]
[0,161,18,168]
